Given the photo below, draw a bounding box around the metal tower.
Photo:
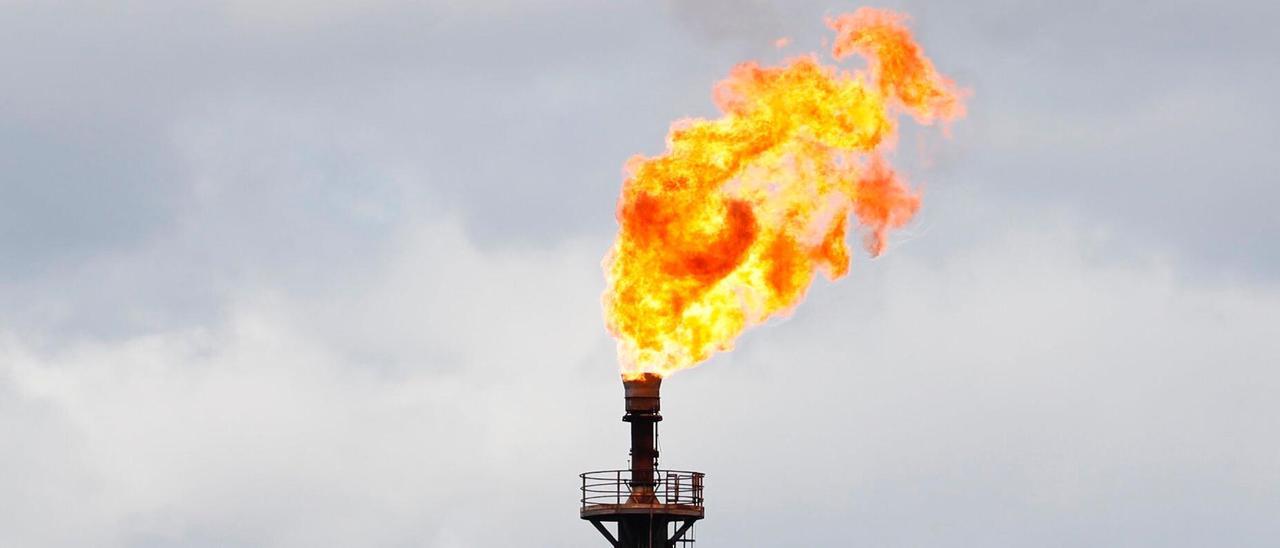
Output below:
[580,374,704,547]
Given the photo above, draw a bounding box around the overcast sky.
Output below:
[2,1,1278,546]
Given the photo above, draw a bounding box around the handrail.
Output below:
[580,469,705,509]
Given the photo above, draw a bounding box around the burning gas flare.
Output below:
[603,8,965,379]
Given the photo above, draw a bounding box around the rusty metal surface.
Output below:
[623,373,662,414]
[580,468,705,517]
[622,374,663,502]
[581,376,705,547]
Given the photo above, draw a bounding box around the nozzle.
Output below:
[623,373,662,416]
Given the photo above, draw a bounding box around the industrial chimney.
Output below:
[580,373,705,547]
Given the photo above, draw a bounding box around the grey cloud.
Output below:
[2,1,1279,546]
[901,0,1280,278]
[662,0,784,44]
[0,0,698,339]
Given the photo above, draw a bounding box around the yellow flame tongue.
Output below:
[604,8,965,379]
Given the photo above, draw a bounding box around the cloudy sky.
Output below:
[2,1,1278,546]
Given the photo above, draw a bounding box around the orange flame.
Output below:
[603,8,965,379]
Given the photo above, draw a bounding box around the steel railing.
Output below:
[580,469,705,509]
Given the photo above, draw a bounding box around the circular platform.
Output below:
[580,501,706,520]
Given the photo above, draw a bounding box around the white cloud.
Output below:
[3,215,1277,546]
[673,221,1280,545]
[0,218,618,547]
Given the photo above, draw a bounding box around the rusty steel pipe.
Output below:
[622,373,662,503]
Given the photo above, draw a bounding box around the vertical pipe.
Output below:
[622,373,662,504]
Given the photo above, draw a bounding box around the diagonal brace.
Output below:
[667,519,696,547]
[589,519,621,548]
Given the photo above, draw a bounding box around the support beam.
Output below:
[589,520,621,548]
[667,520,695,547]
